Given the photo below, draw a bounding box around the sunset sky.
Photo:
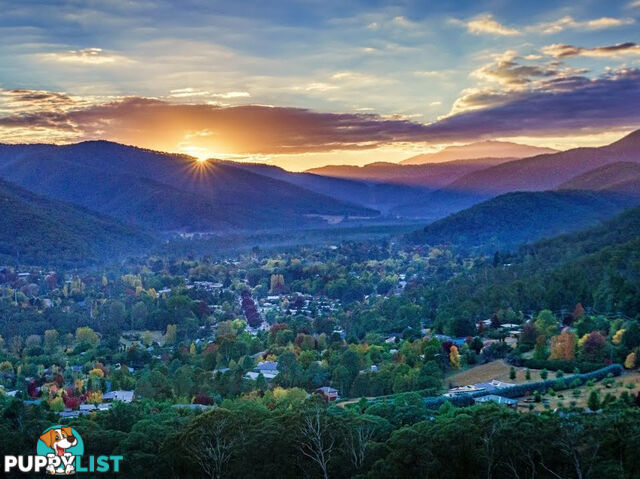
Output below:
[1,0,639,170]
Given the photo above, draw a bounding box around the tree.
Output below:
[525,368,531,380]
[184,411,240,479]
[298,408,334,479]
[44,329,59,351]
[344,418,376,471]
[449,345,461,369]
[588,390,601,411]
[75,327,99,346]
[623,322,640,350]
[625,352,636,369]
[0,361,14,375]
[580,331,606,362]
[540,368,548,380]
[549,330,576,360]
[470,336,484,354]
[509,367,516,380]
[131,302,148,329]
[49,397,65,412]
[612,328,625,345]
[165,324,177,345]
[108,300,127,329]
[270,274,285,294]
[141,331,153,347]
[535,310,558,338]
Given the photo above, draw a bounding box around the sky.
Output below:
[0,0,639,171]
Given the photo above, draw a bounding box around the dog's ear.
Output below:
[39,429,57,448]
[61,427,73,437]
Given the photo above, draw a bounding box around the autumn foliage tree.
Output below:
[549,330,576,360]
[625,352,637,370]
[449,345,461,369]
[270,274,285,294]
[579,331,607,362]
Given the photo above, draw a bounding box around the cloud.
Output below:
[542,42,640,58]
[472,51,560,88]
[210,91,251,99]
[530,16,634,34]
[431,68,640,140]
[2,67,639,151]
[38,47,132,65]
[0,96,440,153]
[462,14,520,36]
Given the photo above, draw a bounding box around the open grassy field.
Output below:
[524,370,640,412]
[446,360,565,387]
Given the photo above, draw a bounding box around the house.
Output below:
[58,410,82,419]
[474,395,518,409]
[316,387,339,402]
[245,361,279,381]
[256,361,279,374]
[102,390,135,403]
[446,379,514,397]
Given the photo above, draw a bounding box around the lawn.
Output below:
[524,370,640,412]
[447,360,563,387]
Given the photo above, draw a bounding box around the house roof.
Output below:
[474,394,518,405]
[316,386,338,394]
[256,361,278,371]
[103,390,134,402]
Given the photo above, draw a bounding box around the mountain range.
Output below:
[0,177,154,266]
[392,130,640,218]
[305,157,516,188]
[399,140,556,165]
[413,189,640,252]
[0,129,639,264]
[0,142,378,232]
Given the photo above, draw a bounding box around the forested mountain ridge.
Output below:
[421,207,640,322]
[305,156,516,188]
[441,129,640,196]
[557,161,640,193]
[392,130,640,220]
[412,190,640,251]
[0,141,378,231]
[0,177,154,265]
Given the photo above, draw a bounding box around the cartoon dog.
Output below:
[39,427,77,475]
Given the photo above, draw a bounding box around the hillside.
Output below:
[305,157,515,188]
[428,207,640,319]
[392,129,640,220]
[0,177,154,266]
[558,161,640,193]
[412,190,640,251]
[0,142,378,231]
[223,161,428,214]
[400,140,556,165]
[443,129,640,196]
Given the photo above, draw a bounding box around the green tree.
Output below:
[44,329,59,351]
[75,327,99,347]
[588,390,601,411]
